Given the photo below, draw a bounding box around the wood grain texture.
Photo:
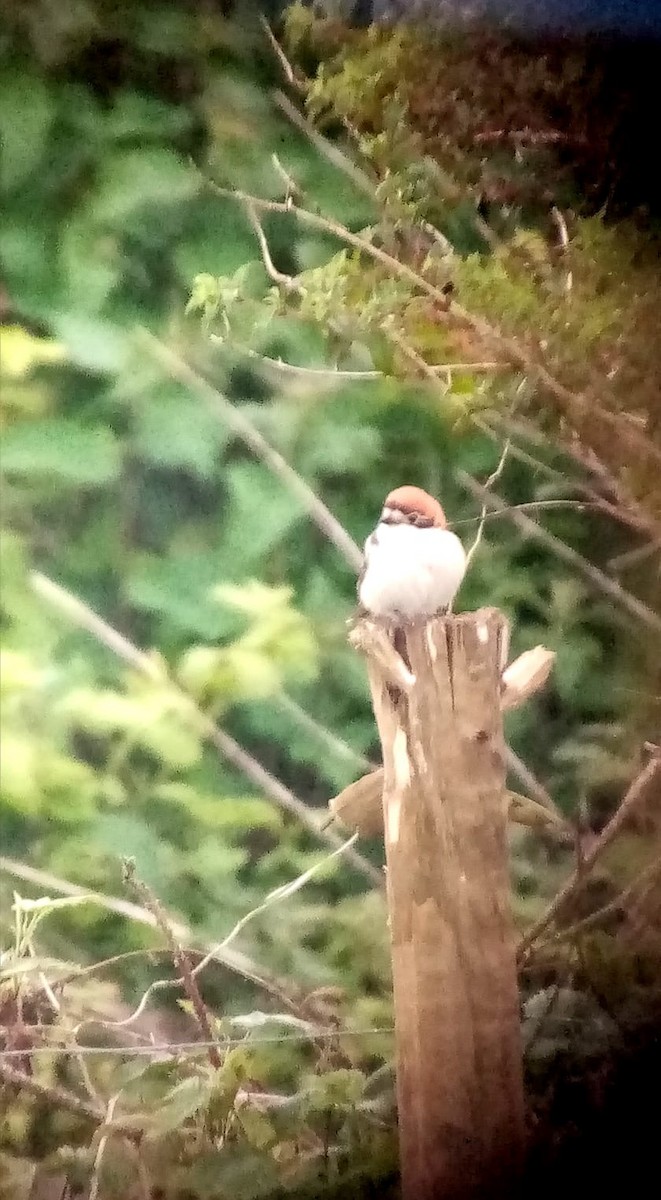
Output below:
[354,608,524,1200]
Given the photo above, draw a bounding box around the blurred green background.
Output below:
[0,0,654,1023]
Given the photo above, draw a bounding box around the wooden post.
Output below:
[351,608,525,1200]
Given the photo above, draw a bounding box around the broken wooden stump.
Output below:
[350,608,526,1200]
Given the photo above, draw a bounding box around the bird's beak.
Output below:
[381,506,404,524]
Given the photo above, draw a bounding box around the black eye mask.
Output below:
[382,508,434,528]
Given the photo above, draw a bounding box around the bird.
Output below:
[357,485,467,621]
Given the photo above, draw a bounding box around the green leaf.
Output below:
[147,1073,212,1136]
[132,7,202,54]
[0,71,53,191]
[126,552,243,640]
[234,1101,277,1151]
[90,148,198,224]
[91,813,181,889]
[57,218,121,313]
[227,1011,317,1035]
[50,314,131,374]
[304,1068,366,1112]
[62,686,203,769]
[133,391,230,477]
[116,1060,182,1108]
[221,463,305,568]
[1,419,121,485]
[184,1147,280,1200]
[104,92,194,142]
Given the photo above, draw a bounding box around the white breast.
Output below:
[358,523,467,619]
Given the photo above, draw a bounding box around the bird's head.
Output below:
[380,486,447,530]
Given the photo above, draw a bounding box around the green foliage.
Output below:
[1,2,659,1195]
[282,9,661,520]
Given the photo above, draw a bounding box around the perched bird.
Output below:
[358,485,467,621]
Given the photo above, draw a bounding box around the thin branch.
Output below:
[259,16,378,200]
[472,414,634,529]
[204,181,661,469]
[32,571,380,887]
[547,855,661,946]
[240,350,383,382]
[137,331,364,573]
[232,344,502,384]
[452,501,597,526]
[260,17,302,89]
[518,756,661,957]
[97,833,361,1030]
[0,1061,103,1124]
[466,438,511,568]
[503,747,559,816]
[491,413,661,539]
[474,127,586,146]
[457,472,661,634]
[271,152,302,206]
[276,691,371,772]
[244,200,300,291]
[88,1093,119,1200]
[123,862,222,1069]
[272,88,376,200]
[608,539,661,573]
[0,854,299,1006]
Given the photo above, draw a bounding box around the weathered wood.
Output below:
[328,766,566,838]
[327,641,558,837]
[351,608,525,1200]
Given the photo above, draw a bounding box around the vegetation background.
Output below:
[1,1,660,1196]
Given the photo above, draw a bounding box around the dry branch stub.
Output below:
[351,609,525,1200]
[327,643,560,837]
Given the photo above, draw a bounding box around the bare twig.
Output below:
[473,415,638,530]
[0,854,299,1006]
[244,200,300,290]
[123,862,222,1069]
[608,539,661,573]
[232,345,502,384]
[204,181,661,469]
[518,756,661,957]
[548,855,661,946]
[88,1093,119,1200]
[30,571,379,888]
[491,413,661,539]
[503,747,559,815]
[260,17,302,89]
[474,128,586,146]
[271,152,302,206]
[457,472,661,634]
[466,438,511,568]
[0,1026,394,1061]
[259,15,378,199]
[277,691,371,771]
[98,833,361,1030]
[452,501,595,526]
[272,89,376,200]
[137,331,364,573]
[0,1061,103,1124]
